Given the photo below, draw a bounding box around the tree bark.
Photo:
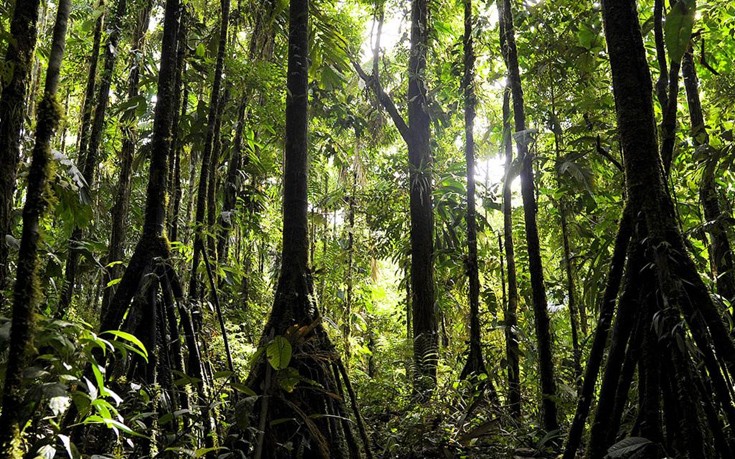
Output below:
[501,86,522,420]
[407,0,438,395]
[59,0,129,314]
[459,0,487,382]
[102,0,154,317]
[681,47,735,308]
[242,1,369,457]
[189,0,230,300]
[0,0,71,453]
[499,0,559,432]
[0,0,41,306]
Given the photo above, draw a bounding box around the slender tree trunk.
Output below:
[0,0,41,305]
[502,86,522,421]
[0,0,70,453]
[168,6,189,243]
[459,0,488,383]
[499,0,559,432]
[102,0,153,317]
[189,0,230,300]
[681,47,735,307]
[551,88,582,385]
[59,0,129,314]
[76,0,105,165]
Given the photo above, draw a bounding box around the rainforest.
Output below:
[1,0,735,457]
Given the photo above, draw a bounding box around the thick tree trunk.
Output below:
[0,0,41,305]
[0,0,70,454]
[407,0,439,396]
[59,0,129,314]
[501,86,522,420]
[459,0,488,383]
[499,0,559,432]
[563,1,735,456]
[241,1,370,457]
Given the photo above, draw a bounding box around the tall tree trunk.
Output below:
[59,0,129,314]
[407,0,438,396]
[0,0,70,453]
[499,0,559,432]
[564,1,735,456]
[189,0,230,300]
[243,1,370,457]
[681,47,735,308]
[501,86,522,420]
[102,0,154,317]
[0,0,41,305]
[351,0,438,394]
[459,0,487,382]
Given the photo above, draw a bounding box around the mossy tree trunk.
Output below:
[0,0,71,454]
[0,0,41,306]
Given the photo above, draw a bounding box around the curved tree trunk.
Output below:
[0,0,71,453]
[0,0,41,305]
[499,0,559,432]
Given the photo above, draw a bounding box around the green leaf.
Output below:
[664,0,696,64]
[102,330,148,362]
[266,336,292,371]
[577,24,596,50]
[606,436,653,458]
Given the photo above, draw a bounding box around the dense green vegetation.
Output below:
[1,0,734,457]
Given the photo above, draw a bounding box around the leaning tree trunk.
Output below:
[498,0,559,433]
[501,85,522,421]
[0,0,71,454]
[102,0,154,318]
[59,0,129,314]
[681,47,735,309]
[459,0,488,383]
[564,1,735,457]
[0,0,41,305]
[241,1,371,458]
